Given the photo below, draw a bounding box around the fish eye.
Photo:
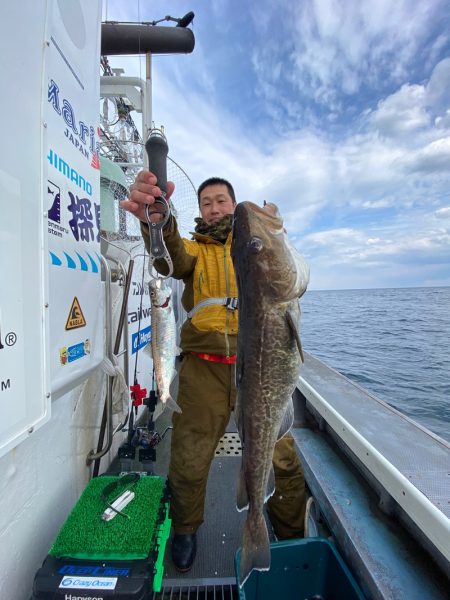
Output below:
[249,237,263,252]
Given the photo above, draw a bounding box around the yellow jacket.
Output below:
[141,217,238,356]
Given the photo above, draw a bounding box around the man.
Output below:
[121,171,306,572]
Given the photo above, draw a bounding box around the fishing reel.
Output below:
[131,425,173,450]
[119,384,173,472]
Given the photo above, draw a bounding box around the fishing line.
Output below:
[138,0,142,85]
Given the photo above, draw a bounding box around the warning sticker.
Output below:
[65,297,86,330]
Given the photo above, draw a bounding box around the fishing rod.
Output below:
[112,124,176,467]
[127,250,149,446]
[114,127,177,472]
[118,256,176,472]
[92,245,134,477]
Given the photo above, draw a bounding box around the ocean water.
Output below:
[300,286,450,443]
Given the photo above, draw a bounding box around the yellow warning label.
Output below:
[65,297,86,330]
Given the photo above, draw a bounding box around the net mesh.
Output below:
[99,156,198,241]
[98,68,199,241]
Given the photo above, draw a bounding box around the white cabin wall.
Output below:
[0,360,126,599]
[0,1,129,598]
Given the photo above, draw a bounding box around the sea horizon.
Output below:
[300,286,450,442]
[306,284,450,292]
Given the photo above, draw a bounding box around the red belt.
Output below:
[192,351,237,364]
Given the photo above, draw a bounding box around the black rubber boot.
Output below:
[171,533,197,572]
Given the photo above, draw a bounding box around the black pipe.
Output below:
[101,23,195,55]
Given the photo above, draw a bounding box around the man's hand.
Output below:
[120,170,175,223]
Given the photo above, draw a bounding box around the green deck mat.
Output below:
[49,475,166,560]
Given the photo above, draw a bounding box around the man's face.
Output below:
[199,184,236,225]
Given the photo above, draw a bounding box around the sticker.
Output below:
[58,564,130,576]
[48,149,93,196]
[59,575,117,590]
[128,306,151,324]
[47,78,100,168]
[60,340,90,365]
[131,325,151,355]
[47,180,62,223]
[59,347,67,365]
[65,297,86,330]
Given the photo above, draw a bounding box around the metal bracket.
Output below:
[145,197,173,278]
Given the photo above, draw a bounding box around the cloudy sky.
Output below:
[103,0,450,290]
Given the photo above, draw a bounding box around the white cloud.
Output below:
[102,0,450,289]
[296,215,450,289]
[150,65,450,242]
[362,199,391,209]
[435,206,450,218]
[370,84,429,137]
[250,0,447,115]
[397,137,450,174]
[435,110,450,129]
[368,58,450,142]
[426,57,450,112]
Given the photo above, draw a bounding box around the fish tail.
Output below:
[236,464,249,511]
[239,510,270,587]
[265,465,275,502]
[166,394,182,413]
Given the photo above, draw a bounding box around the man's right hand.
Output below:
[120,170,175,223]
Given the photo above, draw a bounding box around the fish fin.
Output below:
[166,395,182,413]
[234,392,244,444]
[265,465,276,502]
[239,511,270,588]
[236,463,249,511]
[285,308,304,363]
[236,353,244,387]
[277,401,294,440]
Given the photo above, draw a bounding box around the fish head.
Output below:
[149,278,172,308]
[231,201,307,302]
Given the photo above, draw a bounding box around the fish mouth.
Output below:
[149,277,172,307]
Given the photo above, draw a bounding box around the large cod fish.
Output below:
[148,278,181,413]
[231,201,309,586]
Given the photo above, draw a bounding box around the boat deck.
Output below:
[295,353,450,599]
[299,353,450,520]
[109,407,255,598]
